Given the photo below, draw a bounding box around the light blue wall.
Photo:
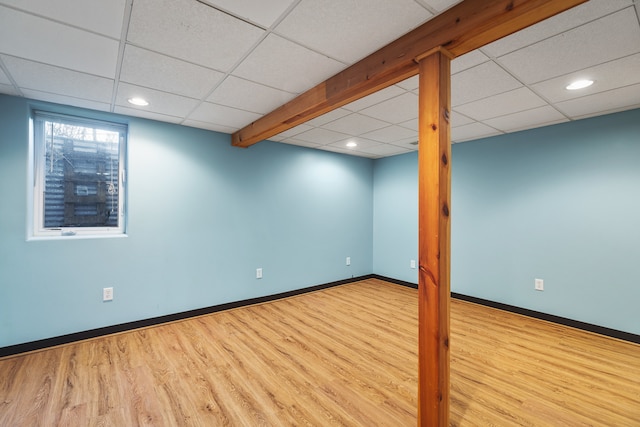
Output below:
[0,94,373,348]
[3,91,638,348]
[372,152,418,283]
[373,108,640,335]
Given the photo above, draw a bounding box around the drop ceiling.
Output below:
[0,0,639,158]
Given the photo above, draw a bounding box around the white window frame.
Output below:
[28,110,127,240]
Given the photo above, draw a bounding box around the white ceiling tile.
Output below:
[1,56,113,103]
[293,127,350,145]
[127,0,264,71]
[390,140,419,150]
[451,122,502,142]
[451,50,490,75]
[0,6,119,78]
[0,83,20,96]
[482,0,633,57]
[450,111,475,127]
[357,152,384,159]
[0,65,11,85]
[361,125,416,143]
[115,83,200,117]
[272,124,314,140]
[396,75,419,91]
[451,61,522,106]
[416,0,461,12]
[278,138,322,148]
[182,119,238,134]
[498,8,640,84]
[455,87,547,121]
[187,102,262,129]
[343,85,407,112]
[0,0,127,38]
[398,118,418,133]
[315,144,358,156]
[232,34,345,93]
[275,0,432,63]
[357,143,412,157]
[319,145,379,158]
[114,106,183,124]
[1,0,637,159]
[328,137,381,150]
[306,108,352,127]
[207,76,296,114]
[22,89,110,112]
[483,105,568,132]
[322,113,389,135]
[360,92,419,124]
[531,53,640,103]
[198,0,296,28]
[120,45,224,100]
[391,135,420,145]
[555,83,640,119]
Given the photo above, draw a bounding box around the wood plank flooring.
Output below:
[1,278,638,426]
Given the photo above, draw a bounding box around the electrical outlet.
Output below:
[534,278,544,291]
[346,257,351,266]
[256,268,263,279]
[103,287,113,301]
[410,260,416,269]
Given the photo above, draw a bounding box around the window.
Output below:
[30,111,127,238]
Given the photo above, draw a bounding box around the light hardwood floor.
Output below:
[1,278,638,426]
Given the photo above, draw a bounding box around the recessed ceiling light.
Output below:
[346,141,358,148]
[127,97,149,106]
[566,79,594,90]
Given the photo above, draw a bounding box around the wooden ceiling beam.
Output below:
[231,0,587,148]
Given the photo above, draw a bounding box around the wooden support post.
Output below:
[417,47,452,427]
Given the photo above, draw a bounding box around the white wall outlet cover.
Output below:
[534,278,544,291]
[103,287,114,301]
[256,268,263,279]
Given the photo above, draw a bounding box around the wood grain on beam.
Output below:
[417,48,452,427]
[231,0,587,148]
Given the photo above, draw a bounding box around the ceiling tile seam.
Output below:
[465,103,564,123]
[179,0,306,127]
[0,3,124,41]
[268,30,352,65]
[569,102,640,121]
[354,87,416,113]
[113,65,302,113]
[412,0,439,16]
[556,81,640,106]
[470,56,573,123]
[23,88,113,107]
[194,0,267,31]
[115,107,183,122]
[216,74,300,97]
[110,0,135,113]
[120,42,232,76]
[388,141,419,150]
[512,50,640,123]
[449,110,475,128]
[0,56,23,97]
[0,53,119,82]
[316,115,400,135]
[451,57,492,76]
[478,4,637,60]
[451,90,527,109]
[347,92,418,123]
[456,120,504,136]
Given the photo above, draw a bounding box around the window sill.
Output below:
[27,233,128,242]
